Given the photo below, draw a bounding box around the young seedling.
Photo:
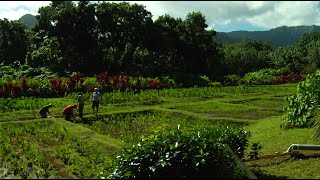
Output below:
[248,142,263,160]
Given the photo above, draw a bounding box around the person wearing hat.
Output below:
[92,87,102,114]
[63,104,77,122]
[40,103,53,118]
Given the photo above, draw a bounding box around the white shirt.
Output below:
[92,92,101,102]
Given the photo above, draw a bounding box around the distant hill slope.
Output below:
[214,25,320,48]
[17,13,320,49]
[19,14,37,29]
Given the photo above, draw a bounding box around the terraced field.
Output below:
[1,83,319,179]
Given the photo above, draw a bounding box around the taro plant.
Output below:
[282,70,320,128]
[109,125,250,179]
[248,142,263,160]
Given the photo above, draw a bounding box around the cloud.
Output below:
[246,1,320,28]
[127,1,320,31]
[1,1,320,32]
[0,1,50,20]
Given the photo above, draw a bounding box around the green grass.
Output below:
[3,83,320,179]
[171,98,284,122]
[243,116,320,179]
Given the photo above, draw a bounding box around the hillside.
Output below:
[214,25,320,48]
[17,13,320,49]
[19,14,37,29]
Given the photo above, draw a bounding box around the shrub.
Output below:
[274,67,290,76]
[175,74,211,87]
[208,81,222,87]
[282,70,320,128]
[271,73,304,85]
[19,64,30,71]
[83,77,99,92]
[0,71,178,98]
[301,63,318,76]
[223,74,241,86]
[159,76,177,88]
[27,78,41,89]
[241,68,277,85]
[109,125,250,179]
[195,75,211,87]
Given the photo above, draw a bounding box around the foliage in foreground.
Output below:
[282,70,320,129]
[109,125,250,179]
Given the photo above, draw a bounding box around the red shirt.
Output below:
[63,105,74,113]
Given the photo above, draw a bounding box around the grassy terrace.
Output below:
[1,83,319,179]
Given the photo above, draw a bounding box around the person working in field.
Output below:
[77,92,84,118]
[40,103,53,118]
[92,88,102,114]
[63,104,77,122]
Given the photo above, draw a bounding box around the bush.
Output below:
[109,125,250,179]
[83,77,99,91]
[275,67,290,76]
[195,75,211,87]
[241,68,277,85]
[208,81,222,87]
[19,64,30,71]
[175,74,211,87]
[223,74,241,86]
[282,70,320,128]
[159,76,177,88]
[271,73,304,85]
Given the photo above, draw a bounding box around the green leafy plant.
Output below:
[248,142,263,160]
[109,125,250,179]
[224,74,241,86]
[282,70,320,128]
[241,68,277,85]
[0,121,112,179]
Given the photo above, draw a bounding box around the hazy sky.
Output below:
[0,1,320,32]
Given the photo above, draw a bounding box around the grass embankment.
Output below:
[244,116,320,179]
[2,83,320,178]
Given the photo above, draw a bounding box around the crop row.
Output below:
[0,84,290,114]
[0,121,112,179]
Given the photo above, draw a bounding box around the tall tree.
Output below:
[30,1,103,75]
[0,18,28,65]
[222,40,273,76]
[96,1,153,74]
[271,46,305,73]
[28,1,225,78]
[180,12,219,74]
[295,32,320,67]
[152,14,185,74]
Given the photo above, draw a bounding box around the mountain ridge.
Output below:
[214,25,320,48]
[16,14,320,48]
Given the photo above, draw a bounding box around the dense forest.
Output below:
[1,1,320,84]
